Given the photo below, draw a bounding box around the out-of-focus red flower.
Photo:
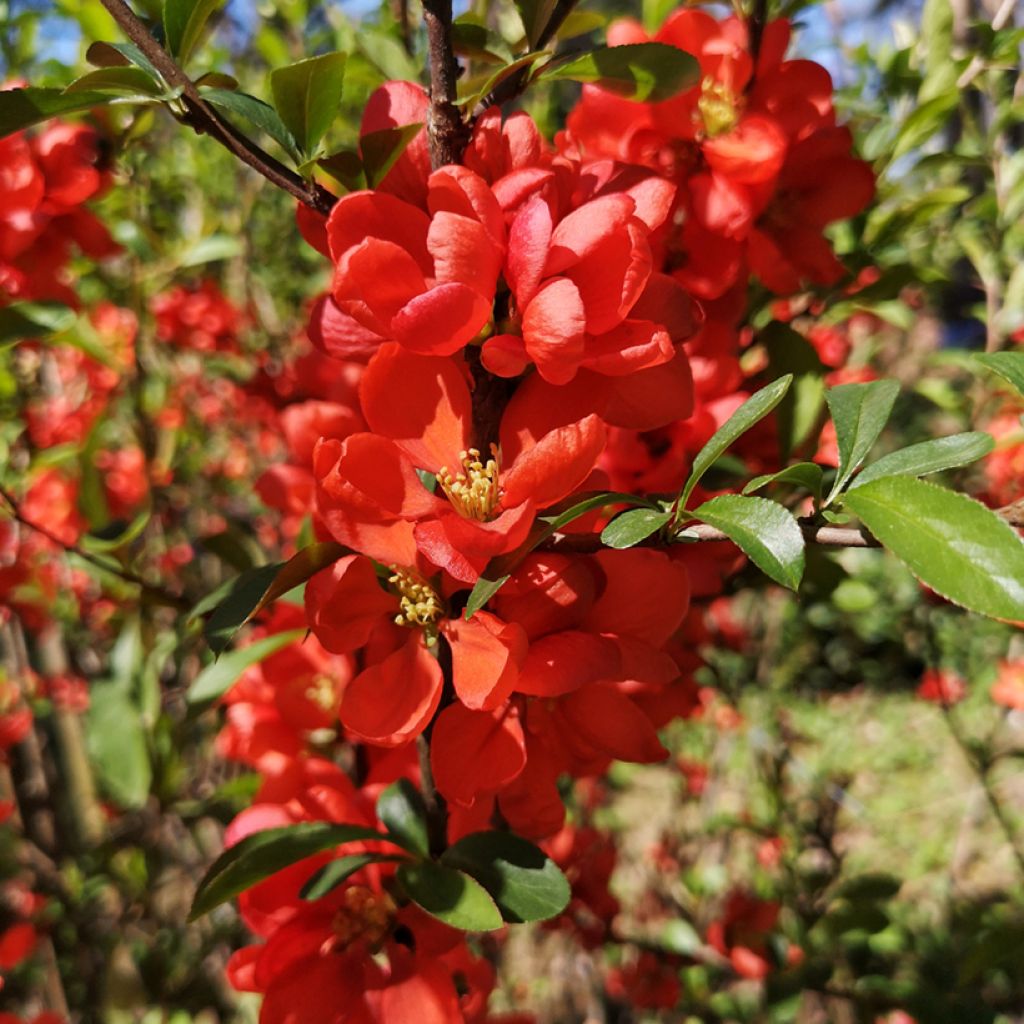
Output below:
[605,950,681,1010]
[152,279,245,353]
[916,669,966,705]
[706,891,782,980]
[991,660,1024,710]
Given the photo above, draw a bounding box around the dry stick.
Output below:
[96,0,336,215]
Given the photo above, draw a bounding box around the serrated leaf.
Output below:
[743,463,823,501]
[691,495,805,590]
[187,629,304,705]
[441,831,570,924]
[851,432,994,489]
[600,507,671,549]
[0,302,76,344]
[163,0,225,65]
[361,123,424,188]
[376,779,429,857]
[271,52,347,157]
[0,87,119,138]
[976,351,1024,399]
[843,476,1024,622]
[824,380,900,504]
[201,87,299,158]
[190,822,390,919]
[541,43,699,102]
[465,491,657,617]
[679,375,793,509]
[396,861,504,932]
[300,852,407,901]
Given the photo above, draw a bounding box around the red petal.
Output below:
[597,348,695,429]
[481,333,530,378]
[582,320,674,376]
[326,190,431,274]
[305,555,397,654]
[545,193,635,275]
[427,211,501,294]
[333,238,427,332]
[392,283,492,356]
[522,277,586,385]
[307,295,384,363]
[507,195,553,308]
[557,684,667,763]
[443,611,528,710]
[516,631,622,696]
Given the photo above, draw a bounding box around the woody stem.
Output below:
[423,0,468,169]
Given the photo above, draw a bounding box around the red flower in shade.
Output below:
[706,891,783,980]
[916,668,967,706]
[325,167,505,357]
[991,660,1024,711]
[315,344,606,582]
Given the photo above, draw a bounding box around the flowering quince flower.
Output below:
[916,668,967,705]
[706,890,785,980]
[325,166,505,357]
[991,660,1024,711]
[314,344,606,582]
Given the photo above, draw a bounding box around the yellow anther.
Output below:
[437,444,503,521]
[698,77,741,138]
[304,674,337,712]
[329,886,396,951]
[388,567,443,633]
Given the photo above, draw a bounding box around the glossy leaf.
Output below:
[86,41,162,81]
[824,380,900,504]
[270,51,347,157]
[679,375,793,509]
[843,476,1024,622]
[976,351,1024,399]
[0,302,76,344]
[441,831,570,924]
[600,507,671,549]
[376,779,429,857]
[190,822,390,919]
[514,0,557,46]
[850,432,994,489]
[163,0,225,65]
[743,463,824,501]
[541,43,700,102]
[300,853,407,901]
[0,87,118,137]
[361,123,424,188]
[65,66,166,97]
[396,861,504,932]
[241,541,346,629]
[201,87,299,158]
[691,495,805,590]
[187,629,304,704]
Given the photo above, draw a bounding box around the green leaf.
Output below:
[679,375,793,509]
[600,507,671,549]
[514,0,557,46]
[843,477,1024,622]
[0,87,118,138]
[541,43,700,103]
[163,0,225,65]
[376,779,429,857]
[441,831,570,924]
[761,322,826,458]
[452,14,515,63]
[300,853,408,901]
[892,91,957,160]
[465,491,657,617]
[396,861,504,932]
[743,463,824,501]
[190,822,390,919]
[201,87,299,158]
[0,302,76,344]
[691,495,805,590]
[270,51,347,157]
[824,380,900,504]
[65,66,165,97]
[850,432,994,489]
[976,351,1024,399]
[86,680,152,809]
[187,629,304,705]
[458,51,548,108]
[361,123,424,189]
[86,41,161,81]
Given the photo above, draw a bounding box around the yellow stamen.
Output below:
[304,674,337,712]
[328,886,396,951]
[698,77,741,138]
[389,567,443,633]
[437,445,503,521]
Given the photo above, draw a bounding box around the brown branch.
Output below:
[747,0,770,79]
[97,0,336,215]
[0,484,189,610]
[422,0,468,168]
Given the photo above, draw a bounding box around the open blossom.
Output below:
[991,660,1024,710]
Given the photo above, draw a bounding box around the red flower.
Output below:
[991,660,1024,710]
[916,668,967,705]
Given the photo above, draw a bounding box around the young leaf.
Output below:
[976,351,1024,399]
[850,432,994,489]
[270,52,347,157]
[187,629,304,705]
[163,0,225,65]
[600,507,671,549]
[200,88,299,159]
[843,476,1024,622]
[190,822,391,919]
[824,380,900,504]
[396,862,504,932]
[376,779,429,857]
[441,831,570,924]
[690,495,805,590]
[679,375,793,509]
[540,43,700,102]
[300,853,408,901]
[361,123,424,188]
[743,462,824,501]
[0,88,118,138]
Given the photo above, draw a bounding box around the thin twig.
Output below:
[422,0,468,168]
[97,0,335,215]
[746,0,770,81]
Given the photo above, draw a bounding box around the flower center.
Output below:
[698,77,741,138]
[304,674,337,712]
[328,886,396,952]
[437,445,503,521]
[389,567,443,632]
